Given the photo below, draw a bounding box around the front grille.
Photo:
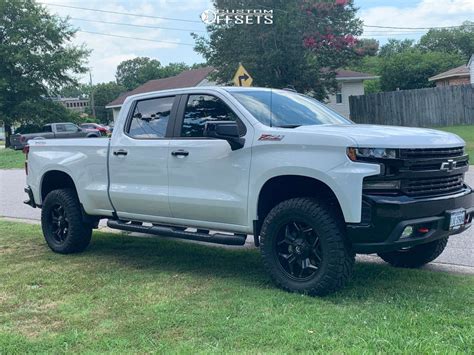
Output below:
[401,174,464,197]
[365,146,469,198]
[400,147,464,159]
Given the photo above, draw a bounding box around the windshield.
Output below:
[229,89,352,127]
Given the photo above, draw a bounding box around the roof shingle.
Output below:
[106,66,214,107]
[428,65,469,82]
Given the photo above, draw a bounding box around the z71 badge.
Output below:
[258,134,284,141]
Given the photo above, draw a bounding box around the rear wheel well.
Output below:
[41,170,77,202]
[256,175,344,233]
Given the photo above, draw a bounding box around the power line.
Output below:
[40,2,202,23]
[364,24,474,30]
[69,17,206,33]
[77,30,195,46]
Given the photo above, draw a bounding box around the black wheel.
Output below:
[41,188,92,254]
[260,198,354,296]
[377,237,448,268]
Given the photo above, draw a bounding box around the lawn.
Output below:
[0,221,473,353]
[437,125,474,159]
[0,147,24,169]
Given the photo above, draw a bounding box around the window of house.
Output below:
[181,94,239,137]
[127,96,175,138]
[336,92,343,104]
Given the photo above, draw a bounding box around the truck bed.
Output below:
[27,138,114,216]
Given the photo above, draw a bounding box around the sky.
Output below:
[40,0,474,84]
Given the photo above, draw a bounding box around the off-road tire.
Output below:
[41,188,92,254]
[377,237,449,268]
[260,197,354,296]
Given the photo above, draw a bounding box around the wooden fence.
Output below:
[349,84,474,127]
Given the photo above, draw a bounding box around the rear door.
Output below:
[108,95,178,221]
[167,92,253,227]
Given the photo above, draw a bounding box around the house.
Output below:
[51,97,90,113]
[428,54,474,87]
[106,66,377,120]
[325,69,379,118]
[106,67,216,121]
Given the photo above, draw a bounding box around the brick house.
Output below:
[428,54,474,87]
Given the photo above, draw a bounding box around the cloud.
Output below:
[359,0,474,41]
[41,0,211,83]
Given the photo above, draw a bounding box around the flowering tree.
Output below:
[194,0,362,99]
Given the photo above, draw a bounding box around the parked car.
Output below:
[80,123,110,136]
[10,122,101,150]
[24,87,473,296]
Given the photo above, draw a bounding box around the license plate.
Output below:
[449,209,466,230]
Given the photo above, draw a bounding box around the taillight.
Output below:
[20,136,26,142]
[23,145,29,175]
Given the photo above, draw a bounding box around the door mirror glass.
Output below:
[204,121,245,150]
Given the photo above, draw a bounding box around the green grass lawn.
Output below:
[0,147,24,169]
[0,221,473,353]
[437,125,474,159]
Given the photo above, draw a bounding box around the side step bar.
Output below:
[107,220,247,246]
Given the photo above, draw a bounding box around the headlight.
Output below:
[347,147,398,161]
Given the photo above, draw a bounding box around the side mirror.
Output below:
[204,121,245,150]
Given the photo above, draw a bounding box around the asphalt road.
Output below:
[0,168,472,268]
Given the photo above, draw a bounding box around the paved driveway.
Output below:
[0,169,472,267]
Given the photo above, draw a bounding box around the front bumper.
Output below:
[347,187,474,253]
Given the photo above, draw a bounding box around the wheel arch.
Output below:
[40,170,78,203]
[253,174,346,237]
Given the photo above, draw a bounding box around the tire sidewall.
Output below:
[41,189,91,253]
[260,198,352,295]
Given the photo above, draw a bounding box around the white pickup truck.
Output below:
[24,87,473,296]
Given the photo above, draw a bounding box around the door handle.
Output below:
[171,149,189,157]
[113,149,128,156]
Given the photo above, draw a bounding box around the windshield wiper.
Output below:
[275,124,301,128]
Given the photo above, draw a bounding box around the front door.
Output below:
[108,95,178,221]
[168,93,252,227]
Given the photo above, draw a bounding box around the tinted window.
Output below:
[42,125,52,133]
[128,96,174,138]
[230,89,352,127]
[65,124,78,132]
[181,95,238,137]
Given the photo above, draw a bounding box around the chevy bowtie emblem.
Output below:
[440,159,457,171]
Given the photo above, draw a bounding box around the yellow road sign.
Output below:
[233,64,253,87]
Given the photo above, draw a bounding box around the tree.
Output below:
[379,39,415,57]
[57,84,90,98]
[116,57,162,91]
[160,62,190,78]
[0,0,89,147]
[379,49,464,91]
[353,38,379,57]
[89,82,126,124]
[115,57,192,91]
[193,0,362,99]
[13,100,83,133]
[418,21,474,60]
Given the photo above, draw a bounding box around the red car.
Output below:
[80,123,110,136]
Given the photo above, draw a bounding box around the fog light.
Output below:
[401,226,413,239]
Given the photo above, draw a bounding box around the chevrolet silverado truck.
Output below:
[24,87,473,296]
[10,122,101,150]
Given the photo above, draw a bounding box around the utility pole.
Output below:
[89,72,96,118]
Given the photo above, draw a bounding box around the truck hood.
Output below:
[293,124,465,148]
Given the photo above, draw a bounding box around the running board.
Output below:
[107,220,247,246]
